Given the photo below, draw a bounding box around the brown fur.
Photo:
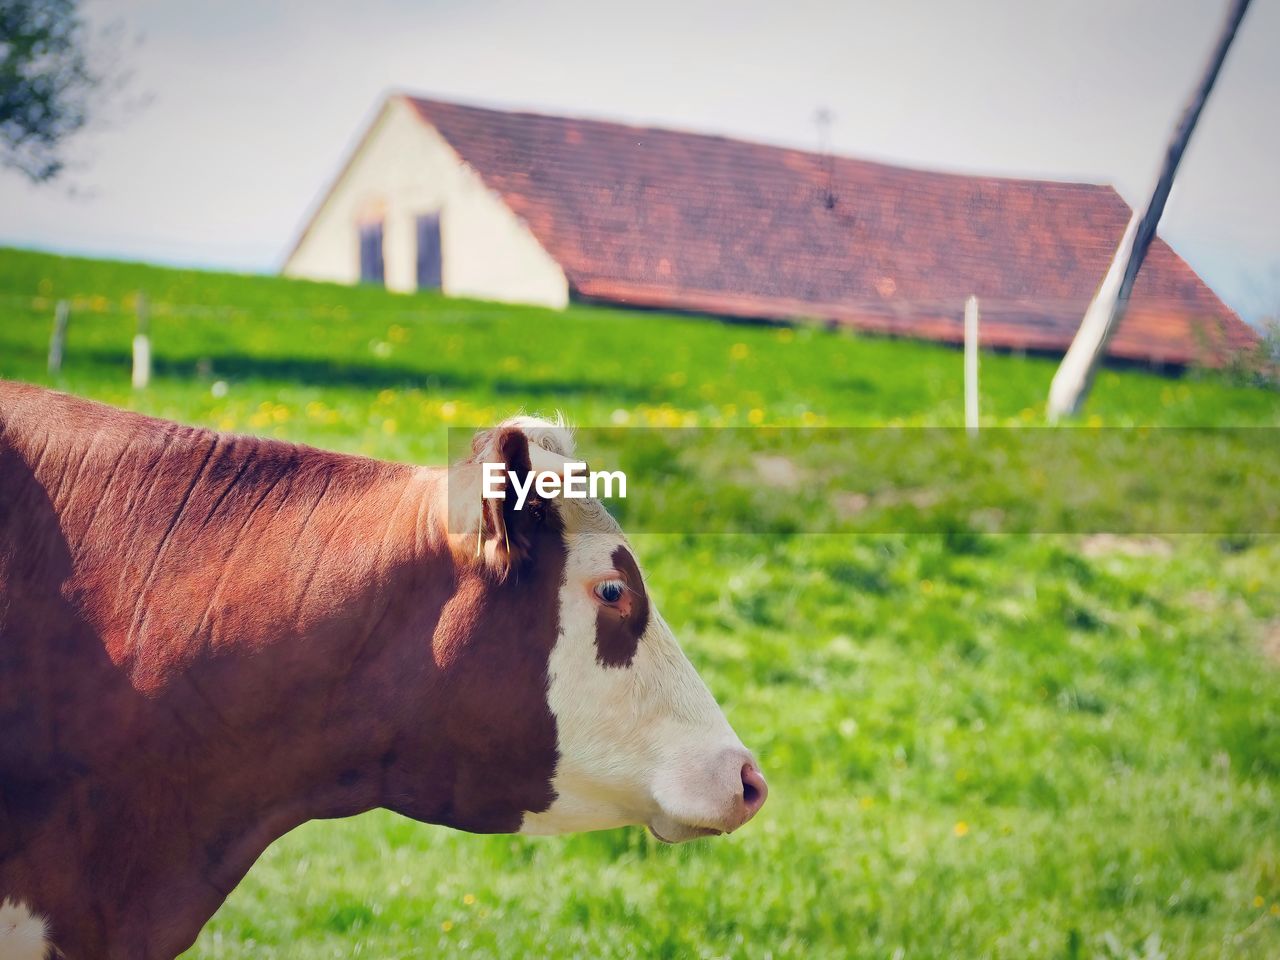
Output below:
[0,382,562,959]
[594,546,649,668]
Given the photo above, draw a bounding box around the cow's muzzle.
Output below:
[649,751,768,842]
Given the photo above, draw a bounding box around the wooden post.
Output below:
[964,296,980,436]
[132,292,151,390]
[1047,0,1253,421]
[48,300,69,374]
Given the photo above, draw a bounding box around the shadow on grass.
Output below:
[55,348,660,403]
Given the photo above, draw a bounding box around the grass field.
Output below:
[2,247,1279,959]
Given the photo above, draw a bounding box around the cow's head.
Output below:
[427,418,766,843]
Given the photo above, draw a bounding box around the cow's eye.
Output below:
[593,580,626,605]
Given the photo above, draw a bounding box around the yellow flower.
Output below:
[463,893,476,906]
[730,343,749,360]
[1271,903,1280,916]
[1254,895,1265,908]
[953,821,969,837]
[858,795,874,810]
[920,579,933,594]
[441,920,454,932]
[382,418,398,435]
[218,417,236,432]
[747,408,765,425]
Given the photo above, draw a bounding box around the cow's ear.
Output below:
[472,426,555,580]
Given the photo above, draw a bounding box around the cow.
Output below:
[0,381,767,960]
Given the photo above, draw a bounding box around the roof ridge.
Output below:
[401,92,1115,192]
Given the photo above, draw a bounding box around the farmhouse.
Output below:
[284,94,1257,366]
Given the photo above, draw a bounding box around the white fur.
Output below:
[0,899,49,960]
[508,418,750,841]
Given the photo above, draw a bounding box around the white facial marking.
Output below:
[519,515,750,839]
[0,899,50,960]
[489,416,761,842]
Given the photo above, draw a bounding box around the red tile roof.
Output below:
[406,96,1257,366]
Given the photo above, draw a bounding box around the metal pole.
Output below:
[1047,0,1253,421]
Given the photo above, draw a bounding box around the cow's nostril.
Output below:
[740,762,768,819]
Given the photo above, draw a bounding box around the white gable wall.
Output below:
[283,97,569,308]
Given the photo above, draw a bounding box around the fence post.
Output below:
[132,292,151,390]
[48,299,69,374]
[964,295,979,437]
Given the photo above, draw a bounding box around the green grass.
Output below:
[2,247,1278,959]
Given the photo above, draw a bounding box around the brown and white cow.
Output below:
[0,382,766,960]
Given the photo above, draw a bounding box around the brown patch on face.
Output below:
[595,546,650,668]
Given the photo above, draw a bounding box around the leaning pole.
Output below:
[1046,0,1253,422]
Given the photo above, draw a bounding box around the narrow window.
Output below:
[416,213,442,291]
[359,221,384,285]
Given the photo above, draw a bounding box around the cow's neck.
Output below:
[142,466,453,958]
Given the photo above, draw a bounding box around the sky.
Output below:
[2,0,1277,322]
